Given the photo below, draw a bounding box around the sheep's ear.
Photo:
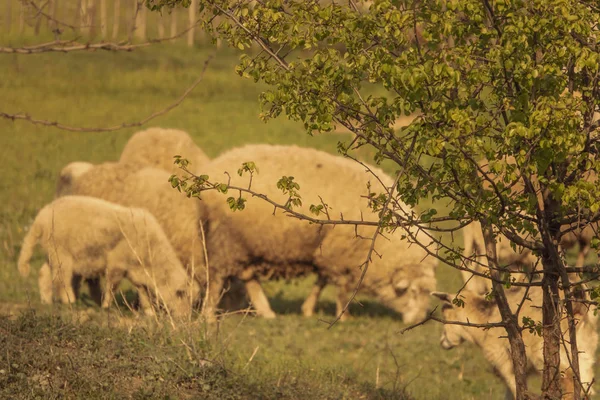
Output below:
[430,291,453,304]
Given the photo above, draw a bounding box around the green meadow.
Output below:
[0,33,592,399]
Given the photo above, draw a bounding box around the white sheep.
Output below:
[68,163,208,280]
[196,144,438,323]
[18,196,196,317]
[47,161,101,304]
[432,288,598,399]
[119,127,210,175]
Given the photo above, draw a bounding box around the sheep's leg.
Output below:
[71,274,83,299]
[335,287,352,321]
[202,274,225,322]
[137,288,156,316]
[86,278,103,306]
[486,348,517,399]
[49,254,76,304]
[301,274,328,317]
[101,269,125,309]
[576,238,590,268]
[244,278,276,319]
[38,262,54,304]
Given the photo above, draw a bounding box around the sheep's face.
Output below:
[161,277,199,319]
[376,280,430,324]
[434,295,466,349]
[383,273,436,324]
[431,291,494,350]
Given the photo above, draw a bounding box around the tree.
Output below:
[149,0,600,398]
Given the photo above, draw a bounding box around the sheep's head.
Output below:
[431,291,496,350]
[376,272,437,324]
[160,273,200,319]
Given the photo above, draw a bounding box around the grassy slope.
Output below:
[0,37,579,399]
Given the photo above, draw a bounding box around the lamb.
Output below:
[66,162,248,311]
[432,288,598,399]
[18,196,196,318]
[69,163,208,278]
[119,127,210,175]
[195,144,438,323]
[47,161,101,304]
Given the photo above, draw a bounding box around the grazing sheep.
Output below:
[119,127,210,175]
[196,144,438,323]
[66,161,249,311]
[69,163,206,275]
[18,196,196,317]
[432,288,598,399]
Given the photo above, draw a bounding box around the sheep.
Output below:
[432,288,598,399]
[66,161,249,312]
[18,196,196,318]
[195,144,438,323]
[68,163,208,281]
[46,161,102,304]
[119,127,210,175]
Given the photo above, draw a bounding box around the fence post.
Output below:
[112,0,120,39]
[134,0,146,40]
[187,0,198,47]
[100,0,107,38]
[170,6,178,37]
[158,12,165,38]
[18,0,25,35]
[5,0,12,34]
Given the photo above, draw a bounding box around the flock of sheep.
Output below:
[16,127,599,398]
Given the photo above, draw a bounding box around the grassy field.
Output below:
[0,35,591,398]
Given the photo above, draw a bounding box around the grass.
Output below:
[0,33,592,398]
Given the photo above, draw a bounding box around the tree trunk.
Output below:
[187,0,198,47]
[170,7,178,37]
[100,0,107,38]
[134,0,146,40]
[538,199,579,399]
[540,263,562,398]
[481,224,530,399]
[112,0,120,39]
[5,0,12,34]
